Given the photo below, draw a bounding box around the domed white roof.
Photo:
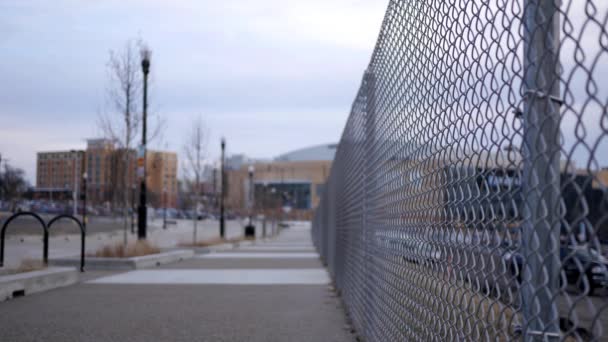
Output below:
[274,143,337,162]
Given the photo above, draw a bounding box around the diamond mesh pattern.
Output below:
[312,0,608,340]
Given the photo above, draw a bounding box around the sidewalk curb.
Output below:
[48,250,194,270]
[0,267,78,302]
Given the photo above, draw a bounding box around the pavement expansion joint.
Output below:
[197,252,320,259]
[88,269,330,285]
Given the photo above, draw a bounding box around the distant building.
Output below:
[224,143,336,219]
[36,150,84,200]
[146,150,178,208]
[35,138,178,208]
[225,154,249,171]
[85,139,118,205]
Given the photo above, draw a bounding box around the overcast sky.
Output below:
[3,1,606,185]
[0,0,388,182]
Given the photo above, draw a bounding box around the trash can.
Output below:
[244,224,256,238]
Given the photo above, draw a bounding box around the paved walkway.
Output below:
[0,224,354,342]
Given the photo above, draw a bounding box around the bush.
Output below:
[93,240,161,258]
[3,259,46,275]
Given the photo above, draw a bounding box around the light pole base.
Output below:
[137,205,147,239]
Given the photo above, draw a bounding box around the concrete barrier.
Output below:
[0,267,78,302]
[49,250,194,270]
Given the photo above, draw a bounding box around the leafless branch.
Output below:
[182,115,209,242]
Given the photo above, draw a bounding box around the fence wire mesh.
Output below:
[312,0,608,340]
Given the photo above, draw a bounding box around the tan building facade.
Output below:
[225,160,332,219]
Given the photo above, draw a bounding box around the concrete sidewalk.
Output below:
[0,223,354,342]
[1,218,256,268]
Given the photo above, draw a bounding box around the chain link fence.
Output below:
[312,0,608,340]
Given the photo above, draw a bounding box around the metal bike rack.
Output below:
[47,214,86,272]
[0,212,49,267]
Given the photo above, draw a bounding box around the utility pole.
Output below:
[137,48,151,240]
[219,138,225,239]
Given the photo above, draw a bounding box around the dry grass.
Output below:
[92,240,161,258]
[4,259,47,275]
[179,237,245,247]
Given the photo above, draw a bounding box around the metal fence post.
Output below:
[522,0,561,340]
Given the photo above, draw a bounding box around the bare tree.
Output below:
[0,162,28,211]
[183,116,209,243]
[98,39,142,246]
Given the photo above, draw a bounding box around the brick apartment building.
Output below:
[36,139,178,208]
[36,150,84,200]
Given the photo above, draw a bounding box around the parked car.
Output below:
[14,201,31,212]
[168,208,179,219]
[86,205,100,216]
[183,210,194,220]
[562,244,608,295]
[0,200,10,211]
[456,239,608,297]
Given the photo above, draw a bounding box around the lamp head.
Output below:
[140,47,151,74]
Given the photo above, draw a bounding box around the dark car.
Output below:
[561,245,608,295]
[500,243,608,296]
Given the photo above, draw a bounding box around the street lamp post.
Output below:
[262,183,268,239]
[213,167,217,212]
[137,48,151,240]
[270,187,276,236]
[219,138,225,239]
[82,172,88,230]
[131,185,136,234]
[244,165,256,238]
[163,186,167,230]
[71,151,79,216]
[0,154,3,203]
[248,165,254,227]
